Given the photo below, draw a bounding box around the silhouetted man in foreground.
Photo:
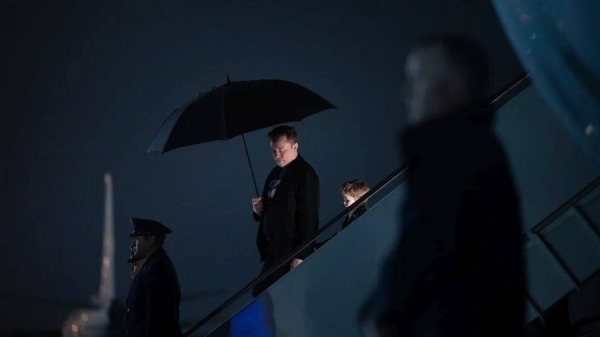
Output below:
[251,125,320,296]
[126,218,182,337]
[362,36,525,336]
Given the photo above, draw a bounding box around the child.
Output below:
[340,180,370,229]
[315,179,371,250]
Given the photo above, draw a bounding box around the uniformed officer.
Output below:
[125,218,182,337]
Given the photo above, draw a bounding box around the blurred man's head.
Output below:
[405,36,490,126]
[268,125,299,167]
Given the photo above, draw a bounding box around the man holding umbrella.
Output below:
[251,125,320,296]
[145,76,334,299]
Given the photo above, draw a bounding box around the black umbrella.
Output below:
[147,76,336,195]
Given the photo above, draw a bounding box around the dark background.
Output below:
[1,0,523,332]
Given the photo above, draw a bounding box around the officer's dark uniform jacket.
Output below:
[126,247,182,337]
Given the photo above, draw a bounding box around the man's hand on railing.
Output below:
[291,258,303,269]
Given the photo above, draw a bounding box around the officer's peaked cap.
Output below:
[128,218,172,238]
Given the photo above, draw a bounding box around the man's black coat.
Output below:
[370,106,525,336]
[252,154,319,294]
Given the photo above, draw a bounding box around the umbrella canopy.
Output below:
[147,78,336,154]
[146,77,336,195]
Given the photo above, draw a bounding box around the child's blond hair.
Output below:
[340,180,370,199]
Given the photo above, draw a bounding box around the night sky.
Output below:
[1,1,523,332]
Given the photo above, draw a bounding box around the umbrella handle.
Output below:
[241,134,260,196]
